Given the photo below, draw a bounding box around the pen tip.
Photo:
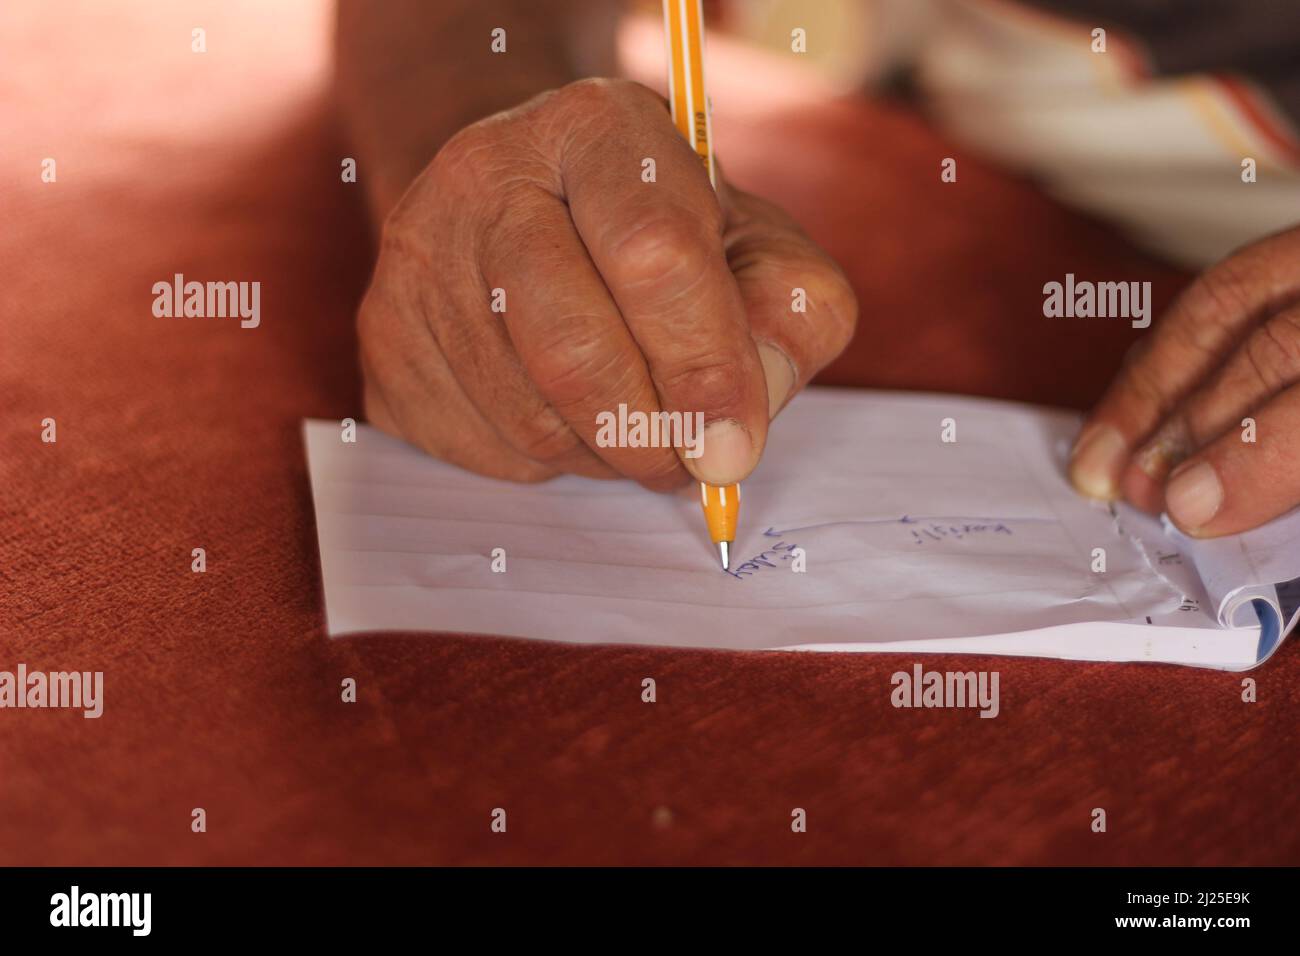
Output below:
[719,541,729,571]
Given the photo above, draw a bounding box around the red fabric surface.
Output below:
[3,1,1297,866]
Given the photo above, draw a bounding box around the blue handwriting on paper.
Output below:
[763,515,1027,548]
[765,515,1042,537]
[731,516,1032,579]
[908,520,1013,545]
[727,540,800,580]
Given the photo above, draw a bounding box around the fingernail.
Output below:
[757,342,796,418]
[693,419,754,485]
[1134,418,1193,481]
[1069,424,1126,499]
[1165,461,1223,532]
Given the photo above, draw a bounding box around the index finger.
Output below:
[557,80,769,487]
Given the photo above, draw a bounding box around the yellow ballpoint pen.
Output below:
[663,0,740,570]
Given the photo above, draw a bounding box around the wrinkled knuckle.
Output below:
[1268,310,1300,367]
[1247,317,1300,389]
[1196,261,1254,325]
[556,76,617,105]
[440,118,495,163]
[555,77,646,113]
[527,325,625,406]
[655,353,745,412]
[549,78,620,126]
[606,217,713,291]
[1165,310,1218,357]
[479,190,554,257]
[430,118,506,192]
[1276,309,1300,363]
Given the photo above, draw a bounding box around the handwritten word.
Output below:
[910,521,1012,545]
[727,540,800,580]
[765,514,1049,538]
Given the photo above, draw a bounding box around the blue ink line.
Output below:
[763,515,1056,537]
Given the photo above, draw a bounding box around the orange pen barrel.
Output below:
[700,482,740,544]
